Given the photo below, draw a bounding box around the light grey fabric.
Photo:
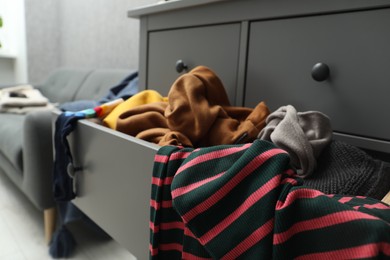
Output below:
[74,69,131,101]
[258,105,333,178]
[0,114,24,172]
[23,109,56,209]
[0,153,22,188]
[37,68,92,103]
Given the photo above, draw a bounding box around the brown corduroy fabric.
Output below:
[116,66,270,147]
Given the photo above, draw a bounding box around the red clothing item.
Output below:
[116,66,270,147]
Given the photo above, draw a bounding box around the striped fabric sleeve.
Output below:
[151,140,390,259]
[150,145,212,259]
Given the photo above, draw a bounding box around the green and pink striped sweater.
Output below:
[150,140,390,259]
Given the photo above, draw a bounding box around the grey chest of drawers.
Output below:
[63,1,390,260]
[129,0,390,154]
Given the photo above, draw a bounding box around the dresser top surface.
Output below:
[128,0,229,18]
[127,0,390,23]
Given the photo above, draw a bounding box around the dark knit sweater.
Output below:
[150,140,390,259]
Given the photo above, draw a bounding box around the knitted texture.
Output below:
[304,140,390,200]
[150,140,390,259]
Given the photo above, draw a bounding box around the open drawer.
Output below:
[54,113,159,259]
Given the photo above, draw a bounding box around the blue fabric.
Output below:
[51,111,107,258]
[50,112,83,258]
[49,225,76,258]
[49,201,109,258]
[98,71,138,103]
[59,100,99,112]
[51,110,88,257]
[52,112,85,201]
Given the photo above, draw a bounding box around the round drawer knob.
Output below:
[311,63,330,82]
[175,60,188,73]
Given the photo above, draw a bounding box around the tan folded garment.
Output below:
[0,84,48,107]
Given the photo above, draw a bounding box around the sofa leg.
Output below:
[382,190,390,205]
[44,207,57,245]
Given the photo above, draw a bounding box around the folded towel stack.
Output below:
[0,84,54,113]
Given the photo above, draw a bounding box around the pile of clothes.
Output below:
[53,66,390,259]
[95,65,390,200]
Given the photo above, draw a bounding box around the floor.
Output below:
[0,172,136,260]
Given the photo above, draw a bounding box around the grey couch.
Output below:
[0,68,132,243]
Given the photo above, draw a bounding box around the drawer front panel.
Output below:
[245,8,390,141]
[148,24,241,104]
[69,121,159,259]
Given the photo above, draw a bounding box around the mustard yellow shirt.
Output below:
[103,89,168,129]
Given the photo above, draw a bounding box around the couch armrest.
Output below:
[22,109,59,210]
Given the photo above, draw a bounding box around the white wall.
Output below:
[25,0,155,84]
[24,0,60,85]
[0,0,28,84]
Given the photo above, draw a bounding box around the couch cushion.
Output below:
[37,68,92,104]
[0,114,24,172]
[73,69,131,101]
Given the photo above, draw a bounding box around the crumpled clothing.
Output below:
[116,66,270,147]
[104,89,168,129]
[150,140,390,259]
[258,105,332,177]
